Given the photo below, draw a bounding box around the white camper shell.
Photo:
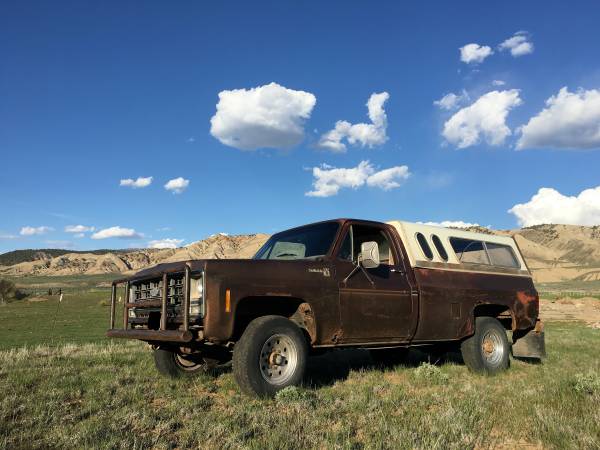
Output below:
[387,221,530,277]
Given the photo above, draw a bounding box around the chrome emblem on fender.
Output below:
[308,268,330,277]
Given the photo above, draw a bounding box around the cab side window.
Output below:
[351,225,394,265]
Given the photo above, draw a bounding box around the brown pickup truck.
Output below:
[107,218,545,397]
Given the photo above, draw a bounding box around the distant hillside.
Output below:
[2,224,600,283]
[504,224,600,283]
[0,234,269,277]
[0,248,139,266]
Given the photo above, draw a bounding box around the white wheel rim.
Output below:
[259,333,298,386]
[174,353,203,372]
[481,329,505,366]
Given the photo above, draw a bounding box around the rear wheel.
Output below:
[461,316,510,375]
[153,347,223,378]
[233,315,308,397]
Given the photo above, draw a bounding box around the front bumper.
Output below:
[512,319,546,359]
[107,263,202,344]
[106,329,195,342]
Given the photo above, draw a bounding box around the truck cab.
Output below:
[107,218,545,397]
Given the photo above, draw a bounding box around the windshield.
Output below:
[254,222,339,260]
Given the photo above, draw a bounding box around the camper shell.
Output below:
[107,218,545,397]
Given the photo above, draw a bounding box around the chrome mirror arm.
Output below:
[342,255,375,286]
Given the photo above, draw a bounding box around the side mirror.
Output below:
[359,241,380,269]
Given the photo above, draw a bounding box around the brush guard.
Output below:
[106,264,199,343]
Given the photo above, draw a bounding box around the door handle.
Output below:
[391,268,405,275]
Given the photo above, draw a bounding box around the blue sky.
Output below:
[2,1,600,252]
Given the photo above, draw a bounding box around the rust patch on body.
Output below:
[289,303,317,344]
[514,290,539,329]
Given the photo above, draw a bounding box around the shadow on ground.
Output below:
[304,347,464,388]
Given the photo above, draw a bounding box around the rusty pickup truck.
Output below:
[107,218,545,397]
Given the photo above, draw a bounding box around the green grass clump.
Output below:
[275,385,315,404]
[572,371,600,396]
[412,362,449,384]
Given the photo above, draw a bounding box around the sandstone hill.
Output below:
[0,233,269,277]
[2,224,600,283]
[492,224,600,283]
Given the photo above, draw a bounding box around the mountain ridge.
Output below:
[2,225,600,283]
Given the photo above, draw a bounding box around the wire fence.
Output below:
[538,291,600,300]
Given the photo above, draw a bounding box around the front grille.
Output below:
[131,274,185,305]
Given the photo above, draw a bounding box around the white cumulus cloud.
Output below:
[210,82,316,150]
[120,176,153,188]
[508,186,600,227]
[442,89,522,148]
[419,220,481,228]
[434,90,469,111]
[517,87,600,150]
[148,238,184,249]
[499,32,534,57]
[65,225,95,233]
[20,226,53,236]
[459,43,493,64]
[164,177,190,194]
[91,226,143,240]
[318,92,389,152]
[306,160,410,197]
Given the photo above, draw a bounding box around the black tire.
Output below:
[153,347,210,378]
[370,348,409,367]
[233,315,308,397]
[460,316,510,375]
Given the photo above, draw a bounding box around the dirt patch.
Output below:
[26,297,48,303]
[540,297,600,328]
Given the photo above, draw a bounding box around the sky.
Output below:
[1,1,600,253]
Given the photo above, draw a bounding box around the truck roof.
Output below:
[387,220,529,275]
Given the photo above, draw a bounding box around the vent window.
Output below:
[450,238,490,265]
[416,232,433,260]
[431,234,448,261]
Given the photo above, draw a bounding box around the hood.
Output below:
[126,257,328,282]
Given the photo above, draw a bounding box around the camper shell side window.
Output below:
[449,237,520,269]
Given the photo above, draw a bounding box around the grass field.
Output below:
[1,276,599,449]
[0,275,120,350]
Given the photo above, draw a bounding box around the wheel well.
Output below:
[473,303,513,330]
[232,296,312,341]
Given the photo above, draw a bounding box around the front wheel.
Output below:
[153,347,221,378]
[461,316,510,375]
[233,315,308,397]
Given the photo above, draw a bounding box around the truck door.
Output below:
[335,223,416,342]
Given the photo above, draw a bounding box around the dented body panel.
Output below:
[107,218,543,357]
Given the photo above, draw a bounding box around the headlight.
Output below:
[189,275,205,317]
[190,276,204,300]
